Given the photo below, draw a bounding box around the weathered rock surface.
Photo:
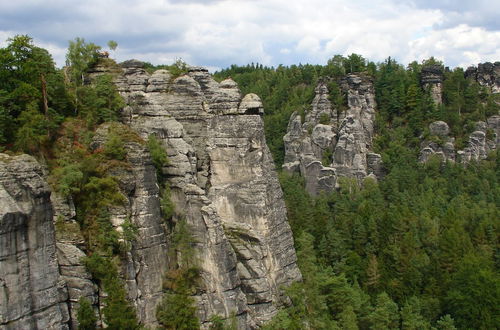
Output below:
[0,154,69,329]
[89,124,169,328]
[420,62,499,164]
[52,193,98,330]
[420,118,499,163]
[115,62,301,328]
[465,62,500,93]
[283,74,382,195]
[421,65,444,105]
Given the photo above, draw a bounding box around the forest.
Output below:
[215,56,499,329]
[0,35,498,329]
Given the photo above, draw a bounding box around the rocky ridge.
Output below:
[282,74,382,195]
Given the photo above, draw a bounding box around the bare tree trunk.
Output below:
[41,73,48,118]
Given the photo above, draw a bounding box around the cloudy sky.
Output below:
[1,0,499,70]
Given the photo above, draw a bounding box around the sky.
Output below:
[1,0,499,71]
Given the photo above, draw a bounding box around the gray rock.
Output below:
[0,154,69,329]
[90,125,169,328]
[421,65,443,105]
[239,93,264,115]
[429,121,450,137]
[116,66,301,328]
[465,62,500,93]
[282,74,381,195]
[420,115,500,164]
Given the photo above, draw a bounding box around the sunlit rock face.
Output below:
[115,62,301,329]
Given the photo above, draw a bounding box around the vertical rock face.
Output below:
[283,74,382,195]
[421,65,444,105]
[0,154,69,329]
[89,124,169,328]
[52,193,98,330]
[115,62,301,328]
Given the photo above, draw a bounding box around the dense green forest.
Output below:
[1,35,498,329]
[215,57,499,329]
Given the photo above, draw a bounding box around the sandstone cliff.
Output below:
[0,62,301,329]
[114,61,301,328]
[0,154,69,329]
[282,74,382,195]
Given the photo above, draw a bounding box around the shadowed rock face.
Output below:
[0,154,69,330]
[114,62,301,328]
[283,74,382,196]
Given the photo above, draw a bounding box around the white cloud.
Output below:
[0,0,498,68]
[407,24,500,68]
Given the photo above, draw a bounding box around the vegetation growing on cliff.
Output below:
[215,56,499,329]
[1,35,498,329]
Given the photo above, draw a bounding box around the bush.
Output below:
[147,134,169,178]
[77,297,97,330]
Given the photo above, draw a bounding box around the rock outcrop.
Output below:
[114,62,301,328]
[1,61,301,329]
[283,74,382,195]
[420,117,500,163]
[420,62,500,164]
[0,154,69,329]
[421,65,444,105]
[465,62,500,93]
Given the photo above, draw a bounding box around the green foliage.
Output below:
[143,58,189,77]
[160,184,175,221]
[77,297,97,330]
[322,148,333,166]
[104,131,126,160]
[107,40,118,51]
[366,292,400,329]
[78,74,125,126]
[276,150,499,328]
[209,314,237,330]
[157,219,200,329]
[147,134,169,179]
[444,254,499,329]
[84,254,139,329]
[319,112,330,125]
[66,37,101,85]
[0,35,71,152]
[156,290,199,330]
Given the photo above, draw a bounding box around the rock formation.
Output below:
[421,65,444,105]
[421,62,500,164]
[0,154,69,329]
[0,61,301,329]
[465,62,500,93]
[283,74,382,195]
[420,117,500,163]
[115,62,301,328]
